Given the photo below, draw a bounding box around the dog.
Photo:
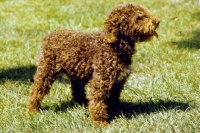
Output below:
[28,3,159,126]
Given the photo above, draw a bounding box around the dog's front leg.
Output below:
[88,77,113,126]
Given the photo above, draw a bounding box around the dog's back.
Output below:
[41,29,110,80]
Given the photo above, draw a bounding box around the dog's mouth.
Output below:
[143,20,159,39]
[138,30,158,42]
[145,31,158,38]
[152,31,158,38]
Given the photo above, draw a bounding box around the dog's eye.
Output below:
[136,16,143,21]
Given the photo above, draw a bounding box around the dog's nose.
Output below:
[155,20,160,25]
[156,20,160,25]
[153,19,159,28]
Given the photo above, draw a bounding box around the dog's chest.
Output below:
[117,65,131,82]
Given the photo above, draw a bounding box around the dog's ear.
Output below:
[104,16,119,43]
[105,29,118,43]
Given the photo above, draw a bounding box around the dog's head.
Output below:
[104,3,159,43]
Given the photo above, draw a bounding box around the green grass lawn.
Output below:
[0,0,200,132]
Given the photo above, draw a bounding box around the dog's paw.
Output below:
[93,120,109,127]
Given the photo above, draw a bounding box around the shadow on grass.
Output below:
[42,99,190,121]
[172,30,200,49]
[42,100,79,113]
[171,12,200,49]
[0,65,71,84]
[116,100,190,119]
[0,65,36,83]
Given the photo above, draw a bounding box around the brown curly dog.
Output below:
[28,3,159,126]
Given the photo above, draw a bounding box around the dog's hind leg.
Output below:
[27,57,57,113]
[71,80,88,105]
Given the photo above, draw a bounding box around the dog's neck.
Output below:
[112,34,135,65]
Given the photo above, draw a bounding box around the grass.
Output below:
[0,0,200,132]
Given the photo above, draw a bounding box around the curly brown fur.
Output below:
[28,3,159,126]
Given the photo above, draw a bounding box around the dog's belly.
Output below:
[58,57,93,80]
